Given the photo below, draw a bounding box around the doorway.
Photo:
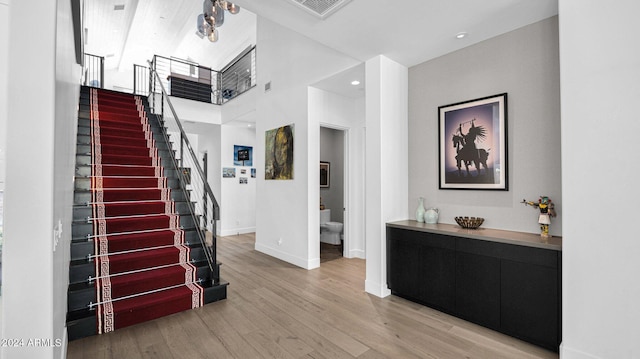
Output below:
[320,126,346,262]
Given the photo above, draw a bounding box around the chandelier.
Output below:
[197,0,240,42]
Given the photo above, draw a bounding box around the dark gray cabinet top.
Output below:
[387,220,562,251]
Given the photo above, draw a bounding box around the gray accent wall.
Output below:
[408,16,562,236]
[320,127,344,224]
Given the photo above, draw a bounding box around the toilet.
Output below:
[320,209,343,245]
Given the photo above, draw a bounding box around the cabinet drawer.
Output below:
[387,227,456,250]
[457,236,558,268]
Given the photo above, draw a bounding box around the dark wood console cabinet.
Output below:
[387,222,561,351]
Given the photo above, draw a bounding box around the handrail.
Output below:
[147,61,221,284]
[148,65,220,210]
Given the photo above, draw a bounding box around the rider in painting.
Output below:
[452,119,490,178]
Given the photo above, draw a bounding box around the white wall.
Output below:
[221,88,257,124]
[104,67,135,93]
[408,16,562,236]
[365,56,409,297]
[0,0,8,338]
[254,18,360,269]
[3,0,81,358]
[195,124,222,222]
[220,125,256,236]
[0,0,7,193]
[559,1,640,358]
[170,96,223,124]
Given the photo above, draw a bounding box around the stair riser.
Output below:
[75,150,175,167]
[74,188,190,205]
[74,177,180,191]
[76,140,172,154]
[67,315,97,341]
[72,200,194,221]
[75,165,178,178]
[76,134,91,146]
[68,246,208,285]
[72,215,197,238]
[67,280,228,341]
[67,264,211,312]
[70,229,202,261]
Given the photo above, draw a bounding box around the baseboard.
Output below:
[560,343,602,359]
[365,279,391,298]
[220,227,256,237]
[347,249,365,259]
[255,242,319,270]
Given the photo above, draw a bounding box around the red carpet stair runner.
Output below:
[67,87,226,340]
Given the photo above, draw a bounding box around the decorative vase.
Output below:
[425,208,439,224]
[415,197,426,223]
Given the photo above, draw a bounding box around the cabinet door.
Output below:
[455,251,501,329]
[387,229,456,312]
[420,234,456,313]
[387,230,423,301]
[501,259,559,350]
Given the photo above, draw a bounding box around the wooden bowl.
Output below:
[455,216,484,229]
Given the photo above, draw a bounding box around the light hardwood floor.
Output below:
[67,233,559,359]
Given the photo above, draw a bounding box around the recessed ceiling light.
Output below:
[351,80,360,86]
[456,32,467,39]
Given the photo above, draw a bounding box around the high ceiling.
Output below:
[83,0,257,72]
[233,0,558,68]
[85,0,558,71]
[83,0,558,101]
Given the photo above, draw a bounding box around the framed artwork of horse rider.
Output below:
[438,93,508,190]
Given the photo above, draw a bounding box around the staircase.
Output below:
[67,87,226,340]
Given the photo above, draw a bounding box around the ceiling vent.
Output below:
[287,0,352,19]
[114,4,125,11]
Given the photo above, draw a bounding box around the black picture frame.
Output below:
[320,161,330,188]
[438,93,508,190]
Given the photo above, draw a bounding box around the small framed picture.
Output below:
[320,161,330,188]
[239,177,248,184]
[222,167,236,178]
[234,145,253,166]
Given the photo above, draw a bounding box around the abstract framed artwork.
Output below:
[320,161,330,188]
[438,93,508,190]
[265,124,294,180]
